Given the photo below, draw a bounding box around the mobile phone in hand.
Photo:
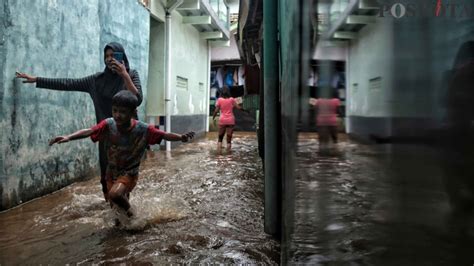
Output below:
[113,52,124,62]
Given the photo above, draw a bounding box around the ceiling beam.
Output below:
[201,31,223,39]
[177,0,200,10]
[346,15,376,24]
[333,31,357,39]
[210,40,231,47]
[359,0,379,10]
[166,0,183,10]
[319,40,348,47]
[182,15,212,25]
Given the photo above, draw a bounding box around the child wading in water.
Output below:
[49,90,194,224]
[212,86,244,152]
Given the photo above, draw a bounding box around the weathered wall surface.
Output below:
[98,0,150,117]
[347,12,474,139]
[0,0,149,210]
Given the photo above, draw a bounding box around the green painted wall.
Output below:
[425,16,474,122]
[0,0,149,210]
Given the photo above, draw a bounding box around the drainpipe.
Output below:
[206,42,211,132]
[226,1,230,28]
[164,0,183,151]
[345,44,350,134]
[263,0,280,237]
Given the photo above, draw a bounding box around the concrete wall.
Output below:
[211,31,240,62]
[146,18,166,116]
[347,13,474,139]
[346,18,395,137]
[313,44,347,61]
[147,6,210,136]
[99,0,150,117]
[347,18,394,118]
[427,16,474,123]
[171,12,209,135]
[0,0,149,210]
[171,12,209,118]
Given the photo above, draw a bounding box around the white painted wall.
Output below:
[211,32,240,62]
[313,44,347,61]
[147,8,210,117]
[171,12,210,116]
[146,18,165,116]
[347,18,394,118]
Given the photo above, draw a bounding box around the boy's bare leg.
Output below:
[217,141,222,150]
[108,183,133,217]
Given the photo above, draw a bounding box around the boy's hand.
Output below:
[181,132,195,142]
[49,136,70,146]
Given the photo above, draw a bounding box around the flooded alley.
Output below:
[2,132,474,264]
[3,0,474,264]
[290,134,474,265]
[0,133,279,264]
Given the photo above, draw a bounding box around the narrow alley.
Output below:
[2,0,474,264]
[290,134,474,264]
[0,133,279,264]
[3,133,473,264]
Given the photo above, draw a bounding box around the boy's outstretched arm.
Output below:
[163,131,195,142]
[49,128,94,146]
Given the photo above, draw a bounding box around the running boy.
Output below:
[49,90,194,217]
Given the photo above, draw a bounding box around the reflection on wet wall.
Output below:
[346,6,474,140]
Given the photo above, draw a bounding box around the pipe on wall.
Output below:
[164,0,183,151]
[263,0,281,237]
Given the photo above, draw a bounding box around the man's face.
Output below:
[105,48,114,70]
[112,105,134,126]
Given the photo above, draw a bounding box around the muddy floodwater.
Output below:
[3,131,474,265]
[0,132,279,265]
[290,133,474,265]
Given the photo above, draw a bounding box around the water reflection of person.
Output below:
[442,41,474,223]
[310,90,341,148]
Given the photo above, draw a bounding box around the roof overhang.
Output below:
[236,0,262,65]
[176,0,231,43]
[323,0,379,41]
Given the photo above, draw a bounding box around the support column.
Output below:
[263,0,281,237]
